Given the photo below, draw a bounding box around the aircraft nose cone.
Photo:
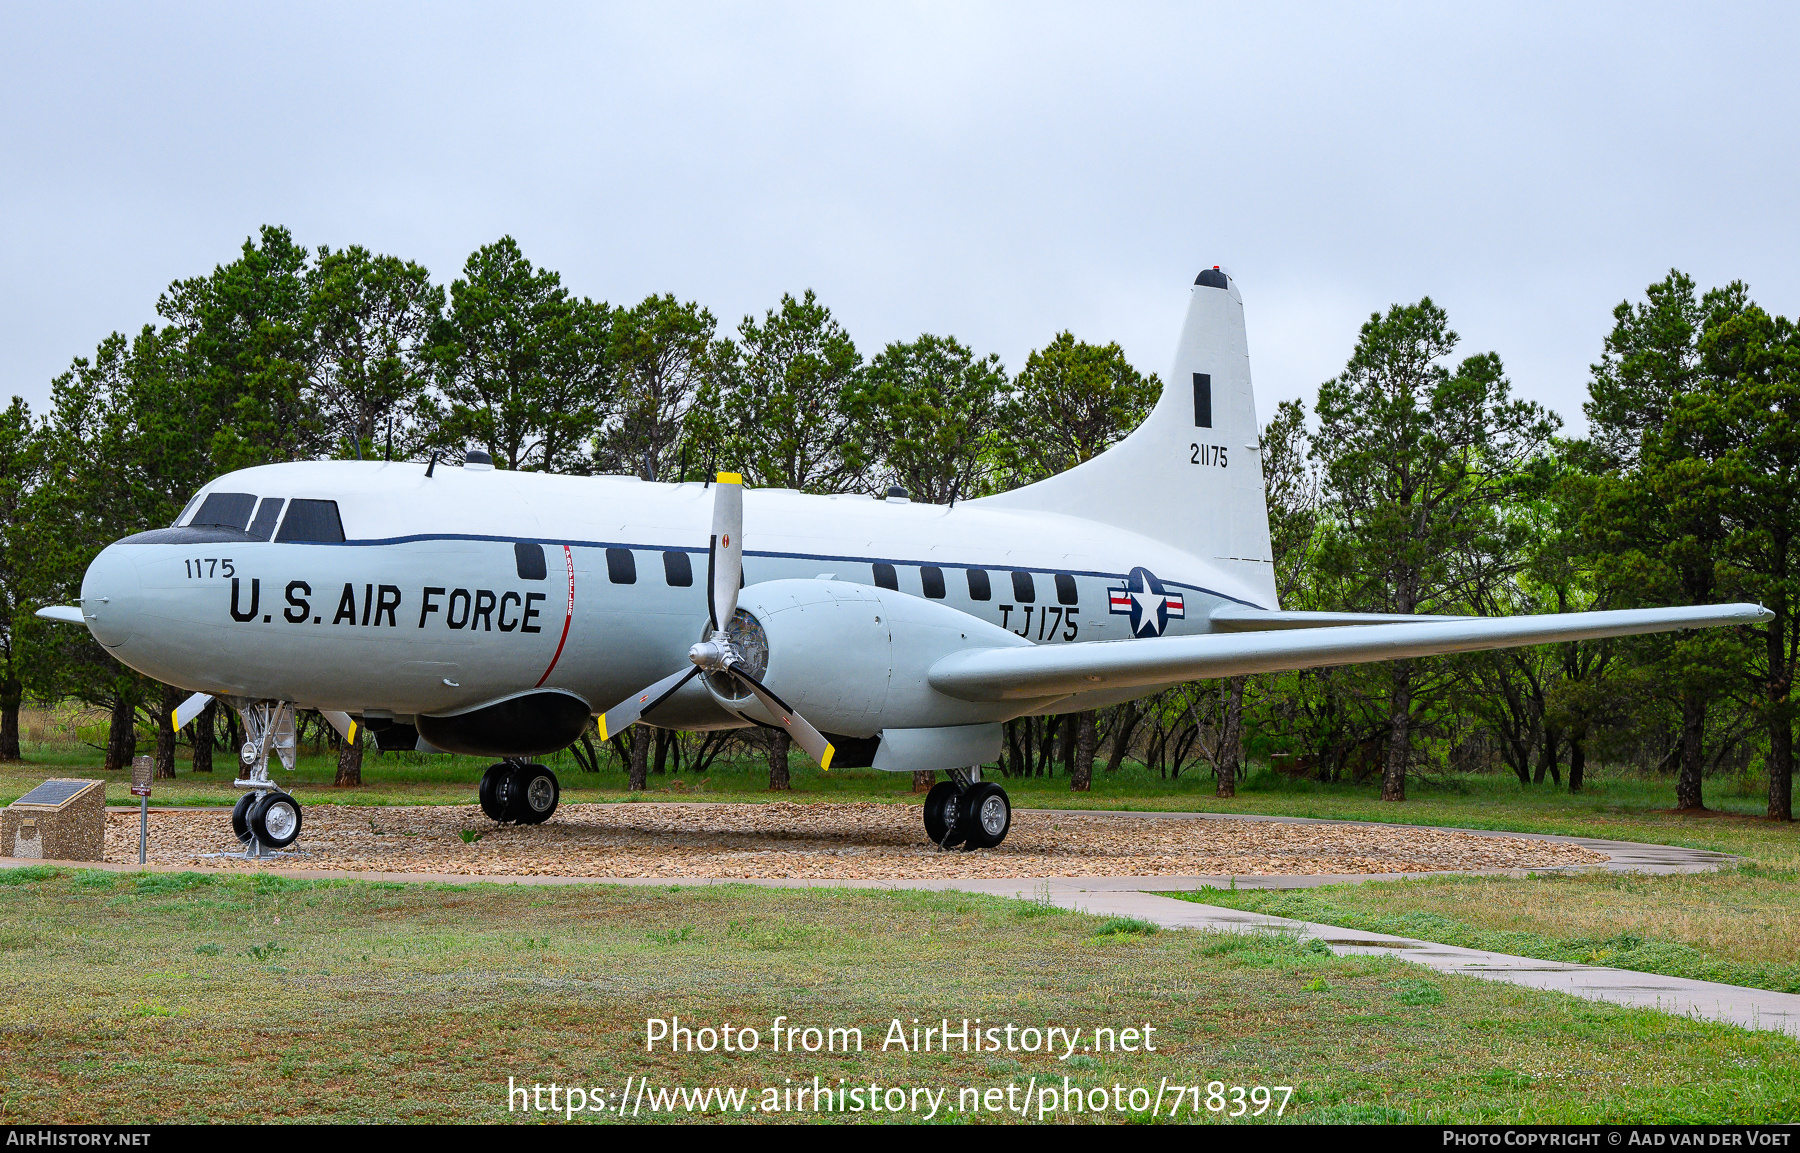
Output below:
[79,544,141,648]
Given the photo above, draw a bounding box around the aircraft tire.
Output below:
[249,792,303,849]
[509,764,560,825]
[922,782,961,846]
[959,783,1011,850]
[231,793,258,844]
[478,764,516,822]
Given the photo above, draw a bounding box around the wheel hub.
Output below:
[261,798,298,841]
[977,794,1007,835]
[526,775,556,812]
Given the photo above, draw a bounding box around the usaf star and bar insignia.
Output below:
[1108,566,1186,638]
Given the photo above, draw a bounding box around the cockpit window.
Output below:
[188,492,257,532]
[247,498,285,541]
[171,492,204,529]
[274,499,345,543]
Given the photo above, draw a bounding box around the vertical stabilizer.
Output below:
[975,268,1277,607]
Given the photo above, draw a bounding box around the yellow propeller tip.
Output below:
[169,712,180,733]
[717,471,743,485]
[596,718,609,742]
[347,722,358,743]
[820,745,835,771]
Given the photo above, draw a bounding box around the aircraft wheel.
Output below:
[921,784,964,845]
[959,783,1011,850]
[249,792,303,849]
[231,793,258,844]
[922,781,968,848]
[509,764,560,825]
[478,764,517,822]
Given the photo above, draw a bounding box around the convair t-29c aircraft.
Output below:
[39,269,1769,852]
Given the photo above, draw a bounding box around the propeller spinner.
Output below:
[596,473,836,769]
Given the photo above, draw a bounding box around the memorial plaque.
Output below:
[15,780,91,807]
[130,755,152,798]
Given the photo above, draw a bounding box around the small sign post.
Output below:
[129,756,152,866]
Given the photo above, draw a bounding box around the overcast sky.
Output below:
[3,2,1796,434]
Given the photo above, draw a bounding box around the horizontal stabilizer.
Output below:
[35,605,85,625]
[931,603,1772,702]
[1209,606,1468,631]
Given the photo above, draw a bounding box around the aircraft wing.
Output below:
[930,603,1771,702]
[1208,605,1470,631]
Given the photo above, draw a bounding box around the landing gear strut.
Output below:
[479,761,560,825]
[923,768,1011,850]
[227,698,304,853]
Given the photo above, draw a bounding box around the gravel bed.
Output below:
[100,803,1608,879]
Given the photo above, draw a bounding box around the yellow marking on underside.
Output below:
[820,744,835,771]
[717,471,743,485]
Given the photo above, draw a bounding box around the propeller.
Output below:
[596,472,836,769]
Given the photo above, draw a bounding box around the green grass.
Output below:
[0,868,1792,1124]
[1168,866,1800,995]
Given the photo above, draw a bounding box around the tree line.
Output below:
[0,228,1790,820]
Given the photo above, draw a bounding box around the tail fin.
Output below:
[975,267,1277,607]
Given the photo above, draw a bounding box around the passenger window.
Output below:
[663,551,693,587]
[188,492,257,532]
[920,566,946,599]
[274,499,345,543]
[967,569,991,601]
[872,562,898,590]
[1011,570,1036,602]
[1055,573,1078,605]
[515,543,547,581]
[247,498,285,541]
[606,548,637,584]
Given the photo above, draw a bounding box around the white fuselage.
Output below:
[80,460,1271,730]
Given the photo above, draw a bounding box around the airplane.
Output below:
[37,267,1769,853]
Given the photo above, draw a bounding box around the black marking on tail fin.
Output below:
[1193,373,1213,428]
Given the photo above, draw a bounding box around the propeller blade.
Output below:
[707,471,744,633]
[319,710,359,743]
[596,666,701,742]
[727,663,836,770]
[170,692,214,733]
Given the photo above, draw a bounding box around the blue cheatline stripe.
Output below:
[269,532,1271,611]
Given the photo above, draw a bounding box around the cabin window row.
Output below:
[585,548,1081,605]
[873,562,1078,605]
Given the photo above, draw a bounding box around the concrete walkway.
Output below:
[12,806,1792,1041]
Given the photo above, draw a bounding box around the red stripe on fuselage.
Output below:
[534,544,575,688]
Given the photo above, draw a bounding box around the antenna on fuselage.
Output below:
[425,452,439,478]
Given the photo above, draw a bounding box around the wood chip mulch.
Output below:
[99,803,1608,879]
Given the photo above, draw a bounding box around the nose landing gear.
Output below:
[922,769,1011,850]
[478,761,560,825]
[227,699,304,854]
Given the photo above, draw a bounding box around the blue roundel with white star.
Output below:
[1107,567,1187,638]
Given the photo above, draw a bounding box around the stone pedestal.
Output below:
[3,779,106,861]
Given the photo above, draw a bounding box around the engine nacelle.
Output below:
[704,579,1036,737]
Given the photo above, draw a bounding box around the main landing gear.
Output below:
[922,769,1011,850]
[479,761,561,825]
